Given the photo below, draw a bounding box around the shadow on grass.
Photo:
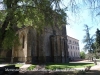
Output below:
[18,70,100,75]
[45,63,94,69]
[46,63,94,66]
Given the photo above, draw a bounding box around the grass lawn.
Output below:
[7,64,23,68]
[27,65,36,70]
[15,64,23,67]
[45,63,95,70]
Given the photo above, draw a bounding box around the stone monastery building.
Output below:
[10,25,80,63]
[12,25,69,63]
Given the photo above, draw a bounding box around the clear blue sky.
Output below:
[62,0,100,51]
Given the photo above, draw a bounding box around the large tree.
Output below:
[88,28,100,58]
[96,28,100,52]
[0,0,67,49]
[83,24,94,53]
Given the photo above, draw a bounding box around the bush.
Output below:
[80,51,85,59]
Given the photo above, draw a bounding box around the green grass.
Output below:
[15,64,23,67]
[7,64,23,68]
[45,63,95,70]
[27,65,36,70]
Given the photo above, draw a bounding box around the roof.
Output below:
[67,35,79,41]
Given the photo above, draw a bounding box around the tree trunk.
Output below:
[0,0,19,64]
[0,0,18,47]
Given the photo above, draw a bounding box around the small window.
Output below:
[74,52,75,56]
[73,46,74,49]
[69,40,71,43]
[71,52,72,56]
[71,46,72,49]
[78,47,79,50]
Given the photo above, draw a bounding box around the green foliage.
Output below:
[83,24,94,52]
[0,0,67,49]
[80,51,85,59]
[2,0,67,30]
[0,11,7,22]
[92,28,100,58]
[91,43,96,51]
[45,63,94,70]
[15,64,23,67]
[83,28,100,58]
[27,65,36,70]
[2,29,19,49]
[45,65,70,70]
[7,64,23,68]
[96,28,100,49]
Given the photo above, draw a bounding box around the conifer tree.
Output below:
[96,28,100,52]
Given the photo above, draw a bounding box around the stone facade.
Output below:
[67,36,80,60]
[12,25,69,63]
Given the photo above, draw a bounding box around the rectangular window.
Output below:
[71,46,72,49]
[78,47,79,50]
[69,40,71,43]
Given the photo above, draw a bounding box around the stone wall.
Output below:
[12,25,69,63]
[12,27,29,62]
[50,35,68,63]
[0,49,12,62]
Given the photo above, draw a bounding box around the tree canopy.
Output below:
[0,0,67,49]
[83,27,100,58]
[1,0,100,49]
